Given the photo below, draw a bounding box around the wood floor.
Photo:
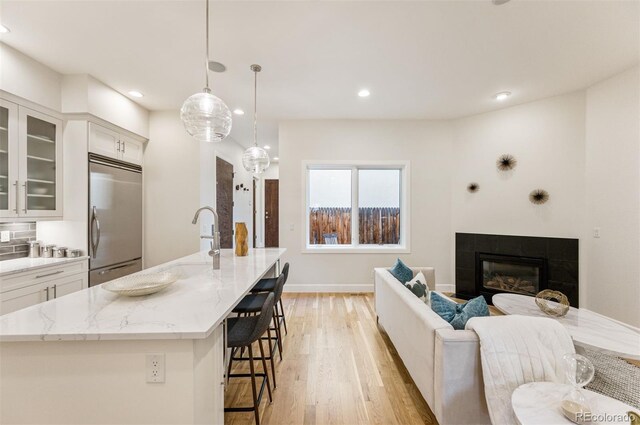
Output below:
[224,293,438,425]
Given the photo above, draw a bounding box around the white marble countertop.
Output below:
[512,382,635,425]
[0,248,285,342]
[0,256,90,277]
[493,293,640,360]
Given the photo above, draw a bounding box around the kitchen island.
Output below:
[0,248,285,424]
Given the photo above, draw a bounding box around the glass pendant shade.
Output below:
[242,146,270,174]
[180,89,232,143]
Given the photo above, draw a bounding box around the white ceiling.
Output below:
[1,0,638,155]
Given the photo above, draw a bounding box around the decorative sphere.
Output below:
[242,146,270,174]
[180,90,232,143]
[562,353,595,388]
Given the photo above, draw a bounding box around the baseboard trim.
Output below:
[435,284,455,293]
[285,284,373,293]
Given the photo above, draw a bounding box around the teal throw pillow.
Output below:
[430,292,489,330]
[389,258,413,284]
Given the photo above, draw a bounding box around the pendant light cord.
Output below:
[204,0,210,90]
[253,67,258,147]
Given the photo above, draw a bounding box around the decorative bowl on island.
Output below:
[102,272,178,297]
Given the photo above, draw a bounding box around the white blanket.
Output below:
[466,315,575,424]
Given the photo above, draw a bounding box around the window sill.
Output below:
[302,245,410,254]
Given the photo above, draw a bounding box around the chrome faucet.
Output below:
[192,206,221,270]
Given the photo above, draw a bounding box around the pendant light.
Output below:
[180,0,231,143]
[242,64,270,174]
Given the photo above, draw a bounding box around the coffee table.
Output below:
[492,293,640,360]
[512,382,637,425]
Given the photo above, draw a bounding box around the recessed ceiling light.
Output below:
[274,157,279,161]
[495,91,511,101]
[264,145,271,150]
[128,91,143,98]
[358,89,370,98]
[233,109,245,115]
[0,25,10,34]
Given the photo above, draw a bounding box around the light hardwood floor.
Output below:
[224,293,438,425]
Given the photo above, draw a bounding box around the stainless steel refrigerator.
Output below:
[89,154,143,287]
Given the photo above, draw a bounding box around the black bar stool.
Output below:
[231,272,286,389]
[250,262,289,335]
[225,292,275,425]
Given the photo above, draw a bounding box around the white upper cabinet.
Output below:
[0,100,63,220]
[89,123,144,166]
[0,99,19,219]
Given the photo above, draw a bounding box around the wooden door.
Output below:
[216,157,234,249]
[252,179,257,248]
[264,179,279,247]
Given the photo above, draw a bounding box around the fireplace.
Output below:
[476,253,547,300]
[455,233,579,307]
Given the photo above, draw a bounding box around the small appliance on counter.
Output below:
[27,241,83,259]
[52,247,68,258]
[28,241,41,258]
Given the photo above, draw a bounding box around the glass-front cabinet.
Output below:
[0,99,62,220]
[0,100,19,219]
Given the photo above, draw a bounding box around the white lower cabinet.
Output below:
[0,260,88,315]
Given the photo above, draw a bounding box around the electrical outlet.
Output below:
[146,353,165,383]
[289,224,294,231]
[593,227,601,238]
[0,231,10,243]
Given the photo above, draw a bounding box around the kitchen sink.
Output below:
[159,263,213,280]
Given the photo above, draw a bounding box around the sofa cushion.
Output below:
[389,258,413,284]
[405,272,431,305]
[430,292,489,330]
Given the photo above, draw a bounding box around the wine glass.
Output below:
[561,353,596,422]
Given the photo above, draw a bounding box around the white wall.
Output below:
[0,43,62,112]
[145,111,254,267]
[144,111,201,267]
[584,66,640,327]
[451,92,587,304]
[62,74,149,138]
[279,120,454,291]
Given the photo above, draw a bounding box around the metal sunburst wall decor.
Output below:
[496,154,517,171]
[467,182,480,193]
[529,189,550,205]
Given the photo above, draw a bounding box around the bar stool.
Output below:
[224,292,275,425]
[250,262,289,335]
[231,273,286,389]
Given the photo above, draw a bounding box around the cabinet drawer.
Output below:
[0,260,88,293]
[0,271,87,315]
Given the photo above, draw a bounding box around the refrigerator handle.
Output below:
[91,206,101,258]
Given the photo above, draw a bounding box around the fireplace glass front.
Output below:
[479,254,545,297]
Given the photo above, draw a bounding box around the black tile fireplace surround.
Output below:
[455,233,579,307]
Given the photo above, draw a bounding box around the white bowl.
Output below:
[32,188,48,195]
[102,272,178,297]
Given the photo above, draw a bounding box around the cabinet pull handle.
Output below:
[122,141,125,153]
[22,182,27,213]
[117,140,121,152]
[53,284,57,299]
[44,286,50,301]
[36,270,64,279]
[13,180,19,213]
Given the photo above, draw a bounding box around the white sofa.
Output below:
[374,267,491,425]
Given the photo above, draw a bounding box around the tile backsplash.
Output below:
[0,222,36,261]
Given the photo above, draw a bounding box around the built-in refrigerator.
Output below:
[88,154,142,287]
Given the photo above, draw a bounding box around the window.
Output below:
[305,162,409,252]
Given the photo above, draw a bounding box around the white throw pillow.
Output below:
[405,271,431,306]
